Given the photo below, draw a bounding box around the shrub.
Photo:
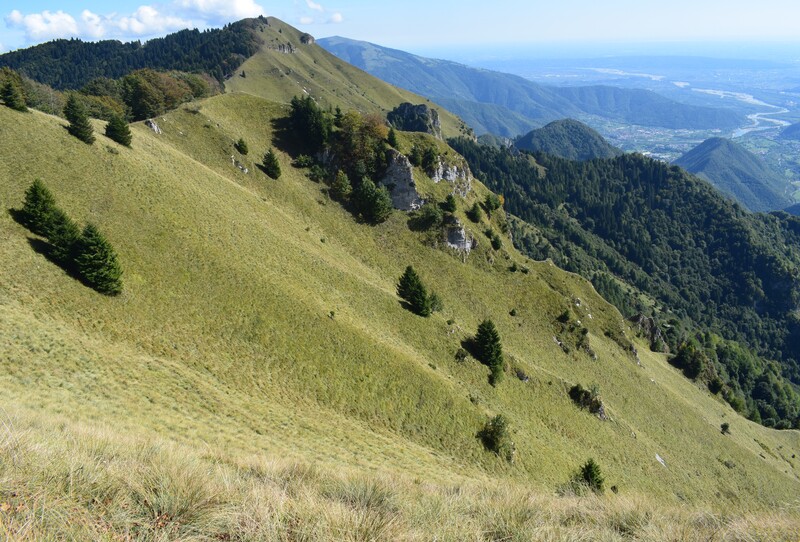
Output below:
[410,203,443,231]
[234,137,248,155]
[484,193,501,215]
[720,422,730,435]
[466,201,482,222]
[569,384,604,416]
[292,154,315,168]
[455,348,468,363]
[579,458,605,494]
[478,415,514,461]
[441,194,457,213]
[387,127,398,147]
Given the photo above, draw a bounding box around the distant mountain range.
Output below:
[673,137,791,212]
[514,119,622,161]
[318,36,743,137]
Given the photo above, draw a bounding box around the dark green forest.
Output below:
[0,18,262,89]
[449,137,800,428]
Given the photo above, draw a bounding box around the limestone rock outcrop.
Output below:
[380,149,423,211]
[387,103,442,140]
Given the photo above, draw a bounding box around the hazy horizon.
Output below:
[3,0,800,58]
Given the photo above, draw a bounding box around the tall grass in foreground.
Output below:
[1,411,797,541]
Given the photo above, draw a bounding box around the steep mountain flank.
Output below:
[319,36,743,135]
[674,137,791,212]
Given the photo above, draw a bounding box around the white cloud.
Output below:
[4,0,267,45]
[116,5,192,35]
[80,10,106,39]
[5,9,79,41]
[328,12,343,23]
[306,0,324,12]
[299,16,314,25]
[177,0,264,20]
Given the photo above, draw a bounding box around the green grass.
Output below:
[224,17,469,139]
[1,94,800,538]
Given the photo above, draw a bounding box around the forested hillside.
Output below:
[674,137,791,212]
[0,18,262,88]
[514,119,622,161]
[449,138,800,428]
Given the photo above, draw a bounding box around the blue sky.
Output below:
[2,0,800,55]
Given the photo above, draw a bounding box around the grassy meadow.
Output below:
[1,72,799,538]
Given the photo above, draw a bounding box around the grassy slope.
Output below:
[1,97,800,537]
[225,17,469,140]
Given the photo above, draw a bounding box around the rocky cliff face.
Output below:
[446,218,474,253]
[387,103,442,140]
[380,149,424,211]
[430,158,472,197]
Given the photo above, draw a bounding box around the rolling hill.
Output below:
[1,17,799,539]
[674,137,791,212]
[318,36,744,136]
[514,119,623,161]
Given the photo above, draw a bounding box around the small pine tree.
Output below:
[234,137,248,155]
[1,79,27,112]
[721,422,730,435]
[263,148,281,179]
[46,207,81,265]
[73,223,123,295]
[330,169,352,200]
[104,113,132,147]
[20,179,57,236]
[579,458,605,494]
[64,94,95,144]
[475,319,504,385]
[387,127,398,147]
[397,265,431,317]
[442,194,457,213]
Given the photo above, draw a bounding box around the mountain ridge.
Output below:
[318,36,744,136]
[674,137,791,212]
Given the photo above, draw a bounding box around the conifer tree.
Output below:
[104,113,132,146]
[64,94,95,144]
[21,179,57,236]
[353,178,392,224]
[397,265,431,316]
[330,169,352,201]
[46,207,81,266]
[73,223,123,295]
[475,319,504,385]
[1,79,27,112]
[263,148,281,179]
